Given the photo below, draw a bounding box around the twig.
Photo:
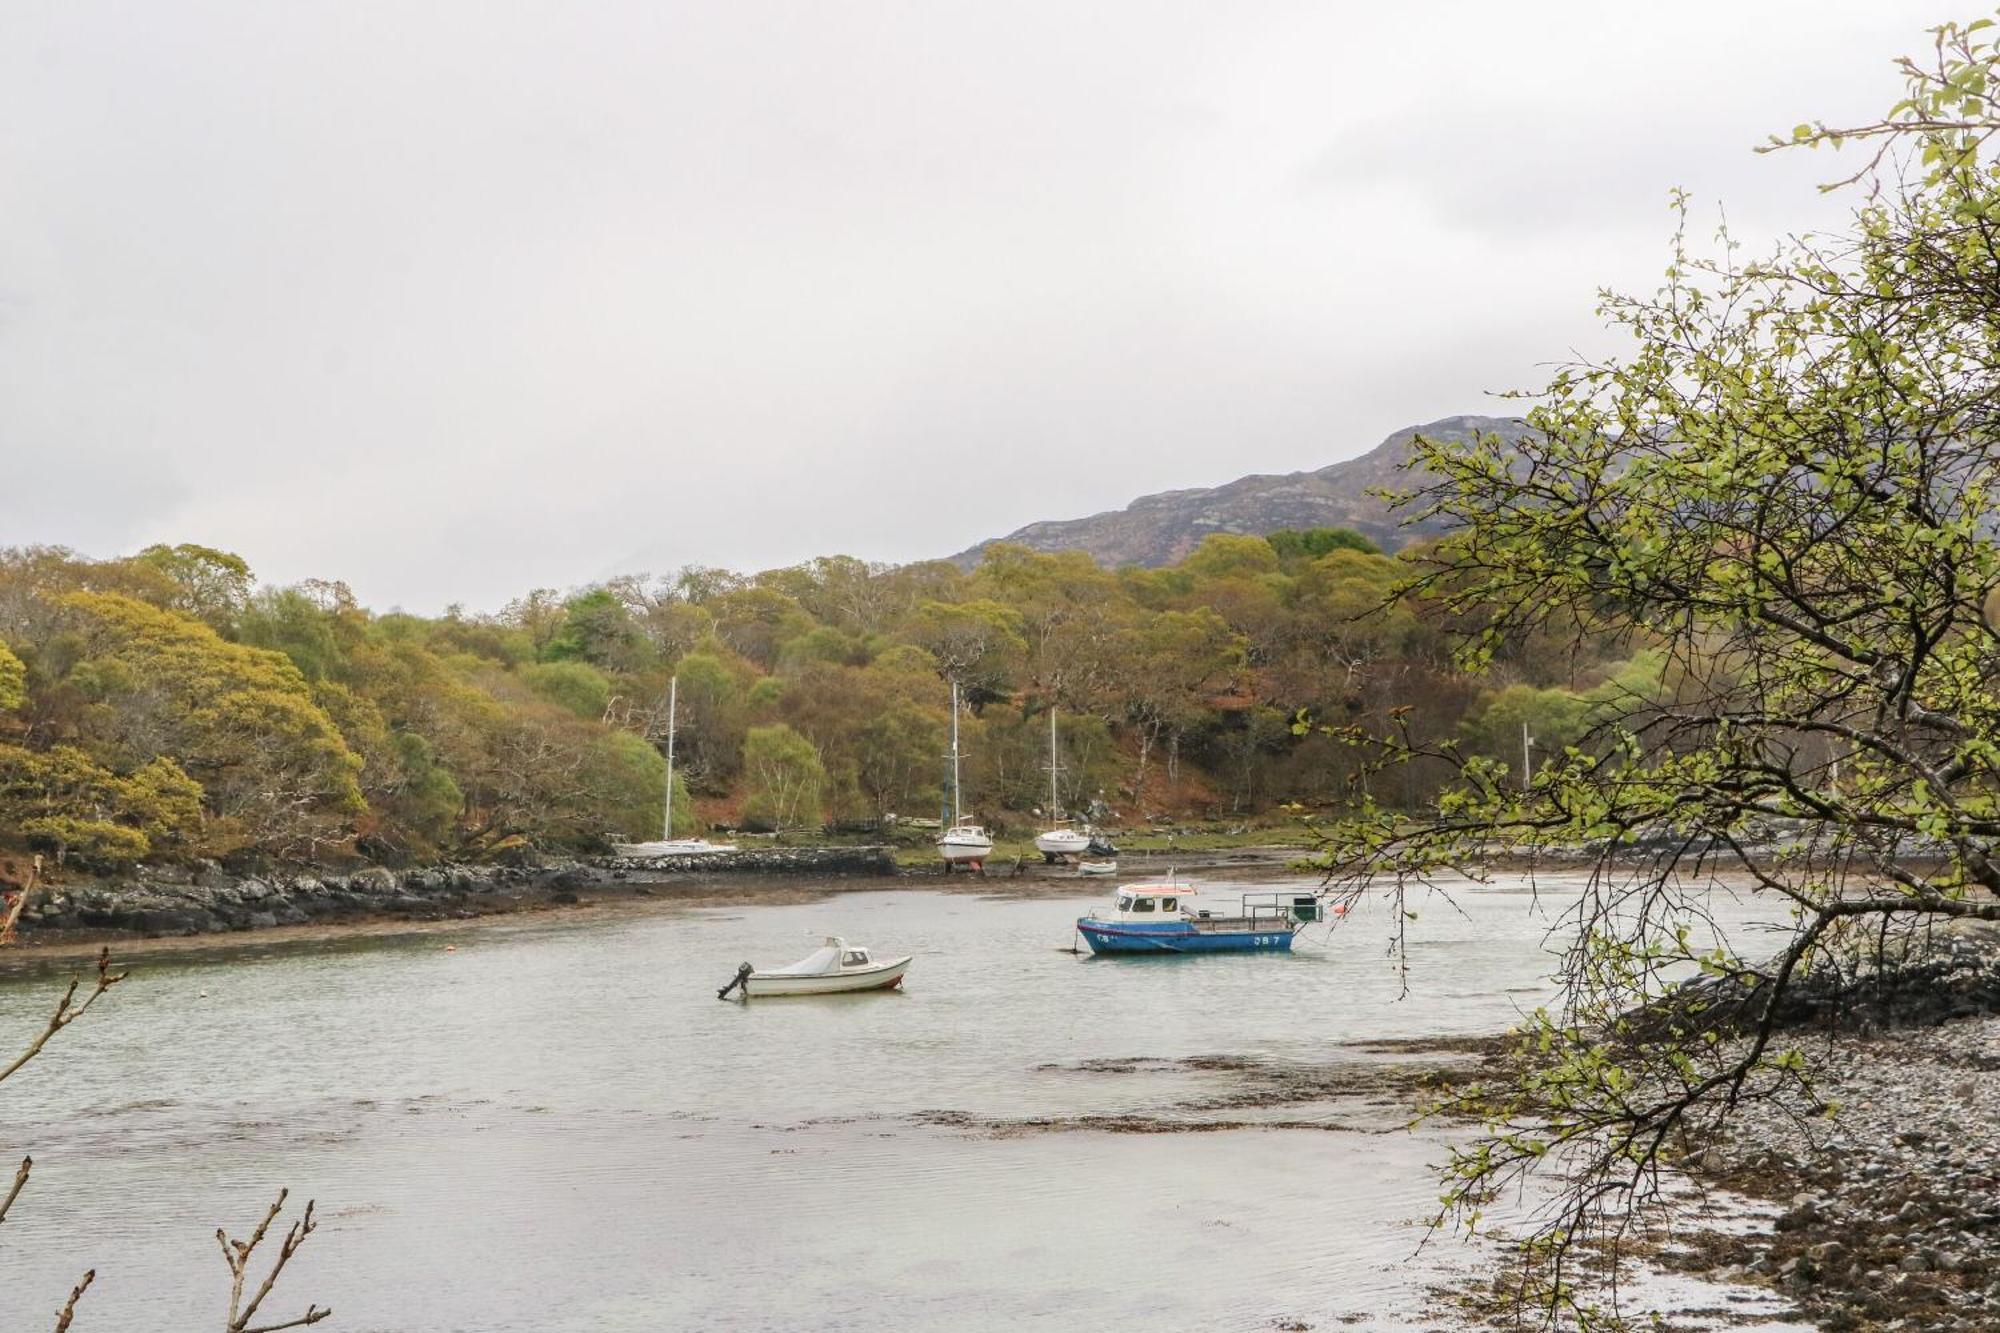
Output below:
[52,1270,94,1333]
[219,1189,333,1333]
[0,1154,32,1225]
[0,949,128,1086]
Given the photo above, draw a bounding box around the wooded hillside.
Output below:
[0,529,1649,868]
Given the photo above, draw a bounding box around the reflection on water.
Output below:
[0,875,1790,1331]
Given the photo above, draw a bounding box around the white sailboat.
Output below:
[1033,707,1091,860]
[615,675,737,858]
[935,681,993,870]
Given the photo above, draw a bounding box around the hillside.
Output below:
[956,413,1533,567]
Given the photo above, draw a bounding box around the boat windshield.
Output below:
[1116,894,1133,911]
[842,951,869,966]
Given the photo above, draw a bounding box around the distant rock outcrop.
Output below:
[956,413,1534,568]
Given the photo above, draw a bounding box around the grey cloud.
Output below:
[0,0,1949,609]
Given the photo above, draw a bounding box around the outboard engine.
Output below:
[1086,835,1119,856]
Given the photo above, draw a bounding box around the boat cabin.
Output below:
[840,946,873,968]
[1105,885,1190,920]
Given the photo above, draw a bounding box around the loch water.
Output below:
[0,875,1802,1331]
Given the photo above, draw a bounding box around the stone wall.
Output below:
[16,846,898,940]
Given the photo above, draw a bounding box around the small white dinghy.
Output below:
[1077,859,1119,876]
[717,937,911,999]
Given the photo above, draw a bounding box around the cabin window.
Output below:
[1132,897,1156,913]
[843,952,867,966]
[1161,897,1178,912]
[1116,896,1133,911]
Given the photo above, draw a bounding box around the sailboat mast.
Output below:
[1049,706,1060,819]
[950,680,963,826]
[663,675,678,840]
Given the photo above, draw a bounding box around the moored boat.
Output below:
[1076,881,1319,955]
[719,937,912,998]
[936,681,994,870]
[1034,826,1091,858]
[1076,859,1118,876]
[615,836,738,857]
[1032,707,1093,860]
[614,674,737,857]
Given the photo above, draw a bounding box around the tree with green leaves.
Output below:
[58,591,365,856]
[1314,15,2000,1321]
[741,724,827,831]
[903,599,1028,704]
[133,542,254,632]
[0,638,24,712]
[1113,607,1246,804]
[0,745,203,866]
[1264,527,1380,569]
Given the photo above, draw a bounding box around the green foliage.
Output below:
[0,743,203,866]
[58,591,364,854]
[1457,684,1592,768]
[1181,533,1280,580]
[134,543,254,631]
[0,638,24,711]
[544,588,652,673]
[0,418,1655,864]
[238,586,346,681]
[741,724,827,831]
[1265,527,1380,567]
[1314,21,2000,1320]
[903,599,1028,702]
[521,660,614,719]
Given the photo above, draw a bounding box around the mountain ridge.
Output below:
[955,413,1533,568]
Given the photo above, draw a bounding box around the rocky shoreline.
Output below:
[12,845,899,943]
[1671,1012,2000,1331]
[7,843,1318,947]
[1658,925,2000,1331]
[1573,922,2000,1331]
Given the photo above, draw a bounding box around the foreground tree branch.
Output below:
[1316,12,2000,1326]
[218,1189,332,1333]
[0,950,334,1331]
[52,1271,93,1333]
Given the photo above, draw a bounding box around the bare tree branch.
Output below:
[218,1190,332,1333]
[52,1269,93,1333]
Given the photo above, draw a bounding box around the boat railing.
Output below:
[1200,892,1322,925]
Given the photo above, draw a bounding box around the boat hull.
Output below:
[1034,829,1091,856]
[936,832,993,865]
[1076,920,1294,955]
[614,839,738,858]
[743,957,911,996]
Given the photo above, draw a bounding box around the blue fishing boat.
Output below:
[1076,881,1320,955]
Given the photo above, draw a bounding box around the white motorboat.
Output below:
[614,675,737,858]
[718,937,912,998]
[1077,858,1118,876]
[1032,706,1092,859]
[936,682,994,869]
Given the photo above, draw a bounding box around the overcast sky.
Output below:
[0,1,1949,611]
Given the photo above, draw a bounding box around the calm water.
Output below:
[0,874,1800,1331]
